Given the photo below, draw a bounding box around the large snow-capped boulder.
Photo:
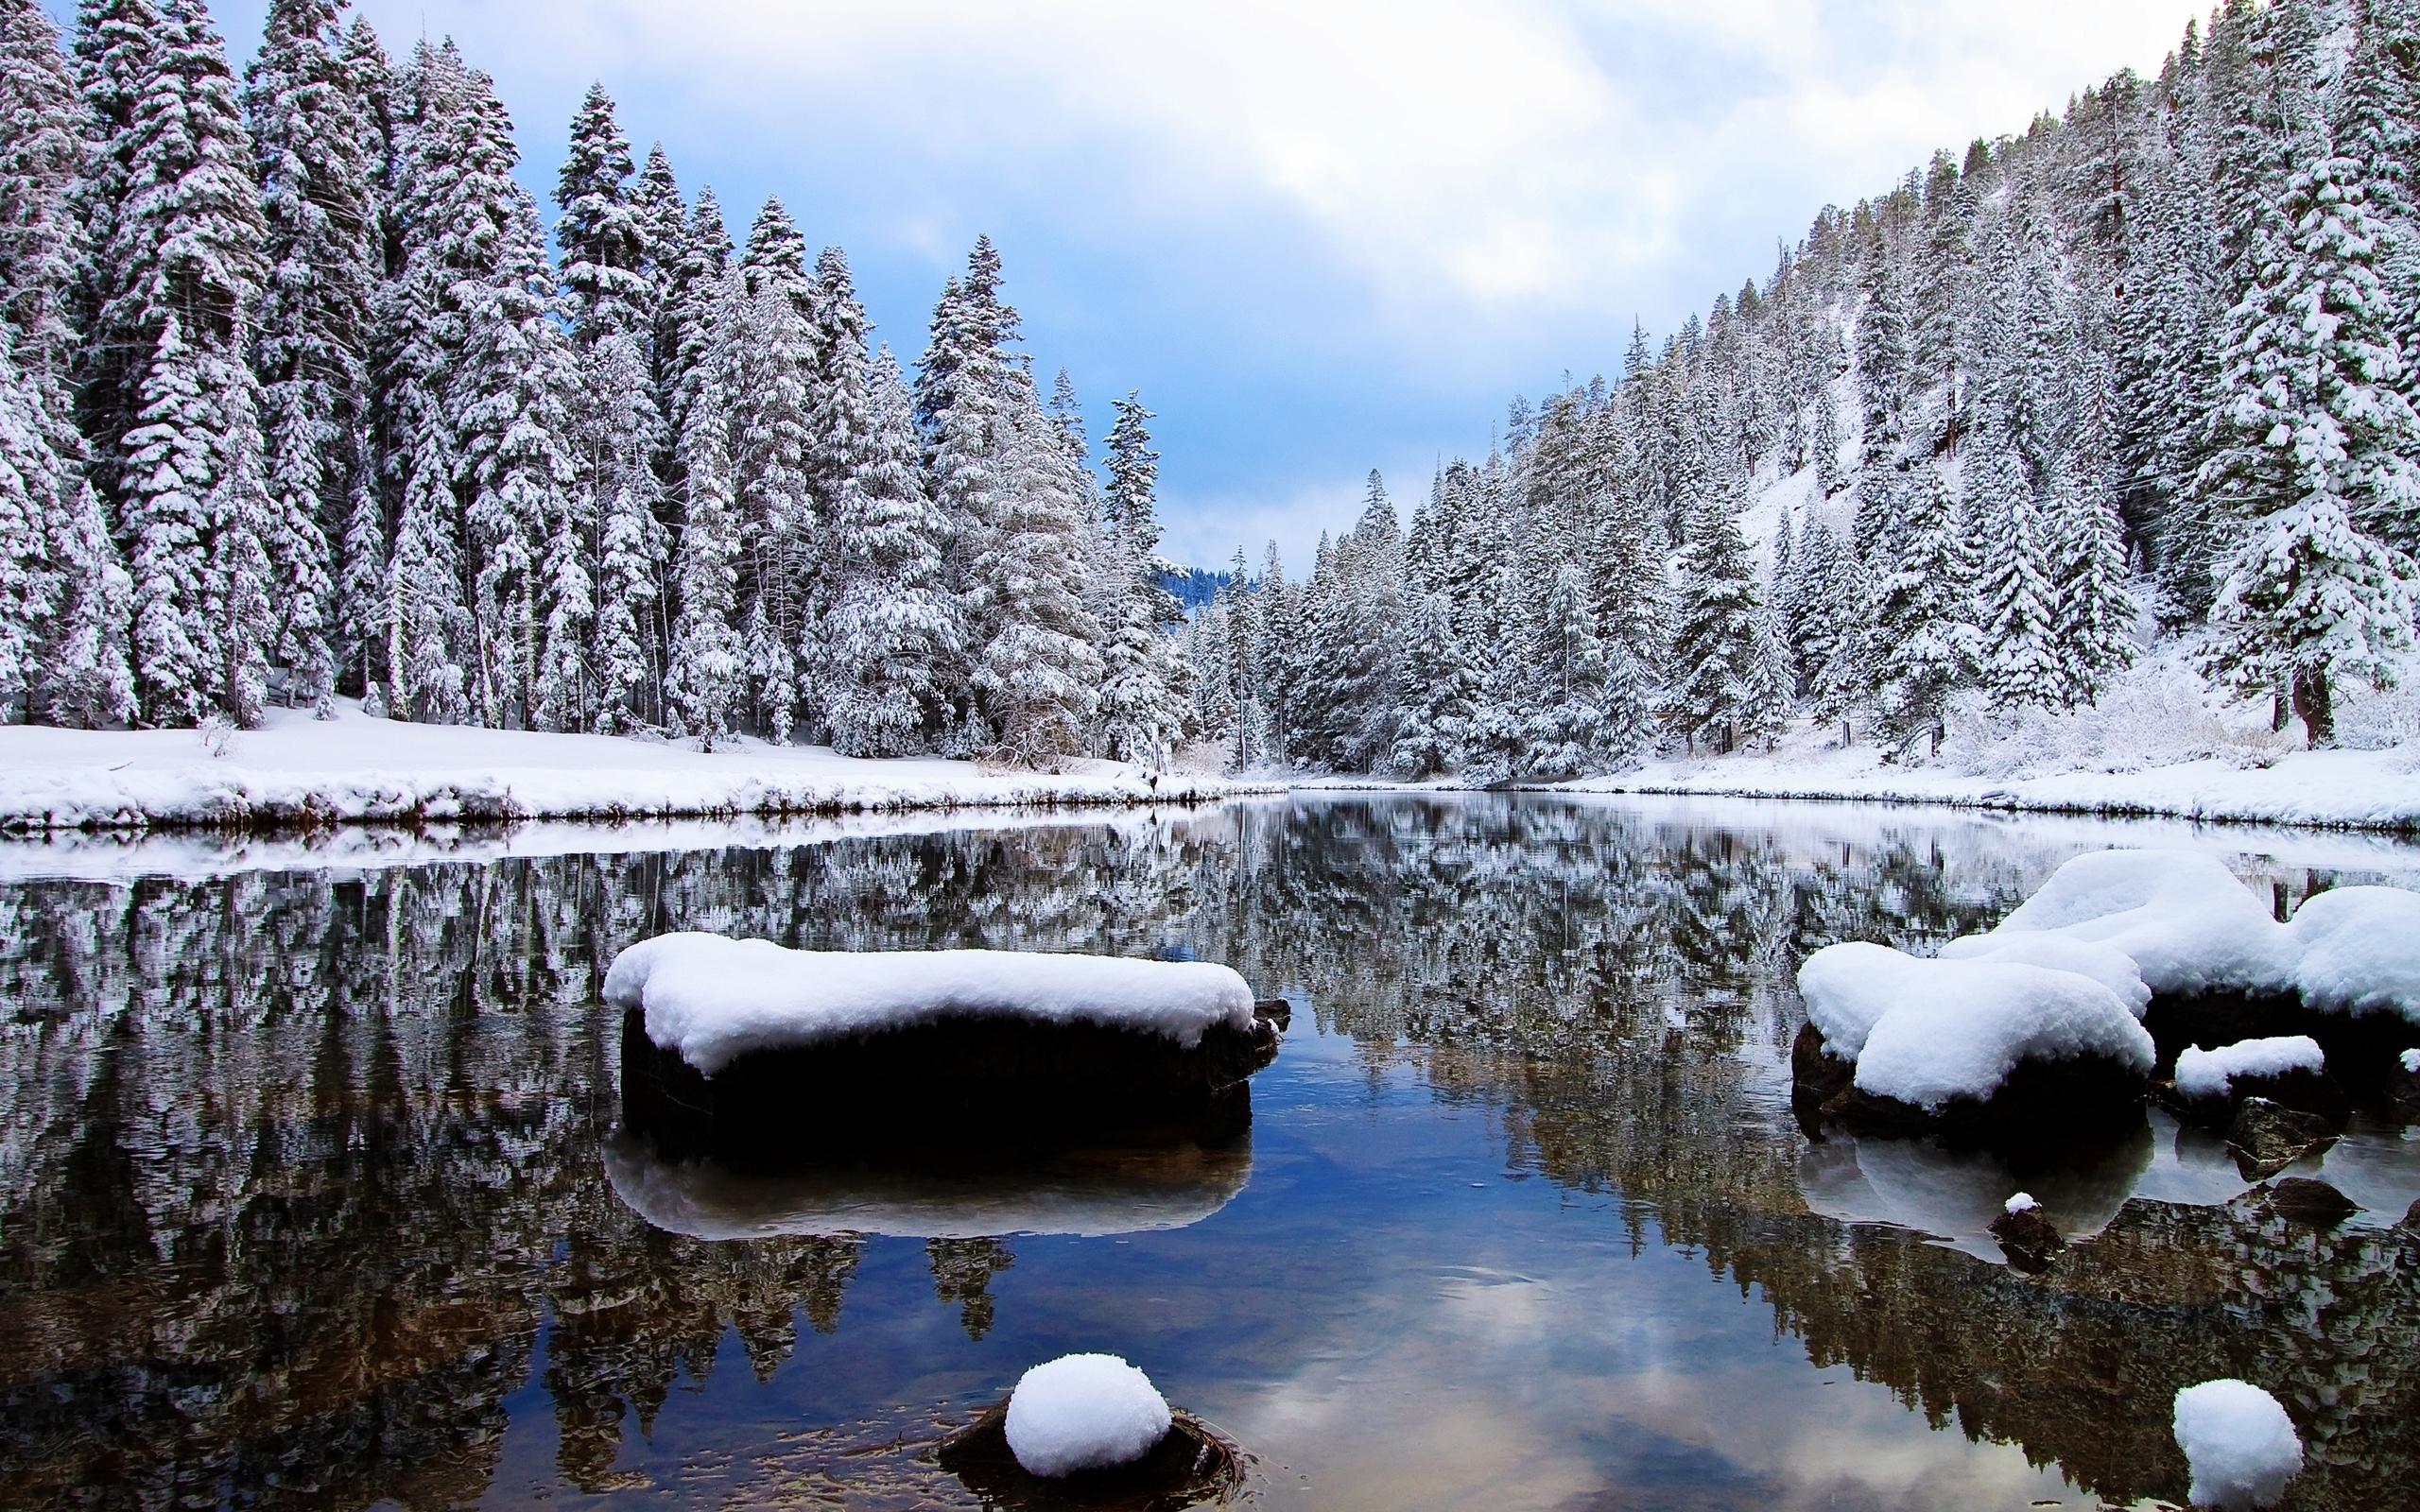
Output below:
[608,935,1282,1155]
[606,934,1260,1072]
[1968,849,2420,1022]
[1795,944,2155,1134]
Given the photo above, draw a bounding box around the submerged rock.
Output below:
[1815,1052,2149,1140]
[938,1396,1244,1512]
[2265,1177,2359,1229]
[2227,1097,2339,1180]
[1989,1197,2066,1273]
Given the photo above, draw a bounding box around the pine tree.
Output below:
[1664,486,1781,753]
[246,0,380,715]
[1093,391,1188,765]
[1967,413,2063,710]
[821,344,958,755]
[1523,562,1616,777]
[666,375,744,747]
[2194,92,2420,744]
[554,82,648,346]
[78,0,275,726]
[40,475,136,726]
[0,0,93,722]
[1866,468,1973,753]
[968,376,1104,764]
[1389,591,1477,777]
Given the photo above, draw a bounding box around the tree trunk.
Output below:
[2291,666,2334,747]
[2271,678,2291,733]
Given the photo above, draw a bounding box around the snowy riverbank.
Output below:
[0,702,1263,833]
[1558,743,2420,833]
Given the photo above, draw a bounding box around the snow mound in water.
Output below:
[1798,945,2154,1108]
[2004,1192,2037,1213]
[1987,850,2291,996]
[2173,1037,2325,1100]
[2286,885,2420,1019]
[2172,1379,2302,1510]
[1004,1353,1172,1477]
[1936,930,2152,1016]
[1845,960,2155,1110]
[604,934,1256,1074]
[1969,849,2420,1022]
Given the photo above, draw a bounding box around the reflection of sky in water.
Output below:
[5,794,2417,1509]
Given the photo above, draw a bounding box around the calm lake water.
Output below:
[4,795,2418,1511]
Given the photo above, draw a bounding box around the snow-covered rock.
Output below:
[1795,944,2154,1120]
[2003,1192,2038,1213]
[1845,961,2155,1110]
[2171,1379,2302,1510]
[605,934,1256,1074]
[1965,849,2420,1023]
[2174,1037,2325,1101]
[1982,849,2290,997]
[1003,1354,1172,1477]
[1935,930,2152,1016]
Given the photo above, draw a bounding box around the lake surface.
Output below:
[4,795,2417,1510]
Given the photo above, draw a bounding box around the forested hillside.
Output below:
[6,0,2418,781]
[0,0,1192,765]
[1183,0,2420,776]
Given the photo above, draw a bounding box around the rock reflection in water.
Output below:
[0,795,2414,1509]
[602,1124,1254,1241]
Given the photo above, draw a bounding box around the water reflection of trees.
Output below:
[0,798,2403,1506]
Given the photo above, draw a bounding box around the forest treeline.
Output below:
[4,0,2416,773]
[1182,0,2420,773]
[0,0,1192,764]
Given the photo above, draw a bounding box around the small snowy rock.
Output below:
[1003,1353,1172,1477]
[2400,1048,2419,1074]
[2174,1037,2325,1101]
[2172,1379,2302,1510]
[2004,1192,2038,1213]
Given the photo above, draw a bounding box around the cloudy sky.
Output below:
[180,0,2211,571]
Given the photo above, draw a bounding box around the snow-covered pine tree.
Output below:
[2046,478,2135,705]
[2195,155,2420,739]
[0,0,101,722]
[245,0,379,715]
[1092,391,1189,765]
[554,82,648,346]
[1522,561,1616,778]
[0,330,56,717]
[1219,546,1259,768]
[1966,411,2063,710]
[78,0,275,726]
[1253,541,1302,767]
[1389,590,1477,778]
[665,369,744,747]
[590,451,664,736]
[967,370,1104,765]
[1865,467,1974,753]
[41,475,136,726]
[1663,483,1782,753]
[820,341,959,756]
[454,185,578,730]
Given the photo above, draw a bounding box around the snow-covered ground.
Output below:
[0,700,1265,833]
[1570,741,2420,832]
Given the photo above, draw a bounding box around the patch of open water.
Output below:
[2,794,2415,1510]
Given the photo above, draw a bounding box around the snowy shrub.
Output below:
[1934,656,2300,780]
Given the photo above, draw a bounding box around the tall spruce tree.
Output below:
[77,0,275,726]
[245,0,378,714]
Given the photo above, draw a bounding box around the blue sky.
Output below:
[128,1,2210,571]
